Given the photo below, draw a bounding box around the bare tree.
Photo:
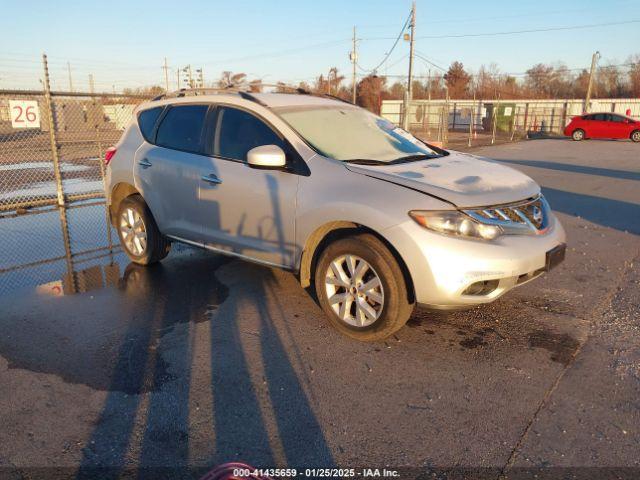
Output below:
[629,55,640,97]
[217,71,247,88]
[388,82,405,100]
[327,67,345,96]
[249,79,263,92]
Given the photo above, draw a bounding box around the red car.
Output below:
[564,112,640,142]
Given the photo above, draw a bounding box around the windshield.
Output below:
[276,106,440,162]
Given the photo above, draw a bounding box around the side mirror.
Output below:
[247,145,286,169]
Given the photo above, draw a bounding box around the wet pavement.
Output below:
[0,139,639,479]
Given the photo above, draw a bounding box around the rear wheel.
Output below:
[572,129,585,141]
[314,233,414,341]
[117,195,170,265]
[631,130,640,143]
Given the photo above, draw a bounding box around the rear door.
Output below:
[589,113,608,138]
[197,105,299,268]
[134,103,211,241]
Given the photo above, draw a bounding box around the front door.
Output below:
[608,114,629,139]
[197,106,299,268]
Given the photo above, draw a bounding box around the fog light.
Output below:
[462,279,499,296]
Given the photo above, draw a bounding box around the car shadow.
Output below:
[72,172,333,478]
[542,187,640,235]
[496,158,640,182]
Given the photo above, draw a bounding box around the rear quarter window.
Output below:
[137,107,163,142]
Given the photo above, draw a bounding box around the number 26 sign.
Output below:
[10,100,41,129]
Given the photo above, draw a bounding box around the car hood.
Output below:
[344,151,540,208]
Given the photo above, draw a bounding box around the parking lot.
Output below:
[0,138,639,478]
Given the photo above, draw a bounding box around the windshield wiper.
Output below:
[390,153,440,164]
[342,159,388,166]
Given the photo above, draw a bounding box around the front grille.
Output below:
[464,195,550,234]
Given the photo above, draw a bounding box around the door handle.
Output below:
[201,173,222,184]
[138,159,152,168]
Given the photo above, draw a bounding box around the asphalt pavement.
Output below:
[0,138,638,479]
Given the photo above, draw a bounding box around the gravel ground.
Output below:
[0,138,638,479]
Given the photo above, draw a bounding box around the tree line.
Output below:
[124,55,640,114]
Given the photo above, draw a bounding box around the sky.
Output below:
[1,0,639,92]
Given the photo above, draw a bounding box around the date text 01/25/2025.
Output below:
[230,467,400,478]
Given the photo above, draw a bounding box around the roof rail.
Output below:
[323,93,354,105]
[152,83,312,101]
[150,83,355,106]
[152,86,242,101]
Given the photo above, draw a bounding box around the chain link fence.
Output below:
[0,63,151,295]
[381,97,640,149]
[0,89,150,211]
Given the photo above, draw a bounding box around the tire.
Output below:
[116,195,171,265]
[314,233,414,341]
[572,129,585,141]
[631,130,640,143]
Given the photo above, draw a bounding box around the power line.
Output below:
[209,38,351,65]
[414,53,446,72]
[362,19,640,41]
[353,4,635,29]
[357,11,411,73]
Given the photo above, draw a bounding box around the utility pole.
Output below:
[403,0,416,130]
[162,57,170,92]
[584,51,600,113]
[67,62,74,92]
[350,26,357,104]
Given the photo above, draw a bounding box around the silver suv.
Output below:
[106,89,566,341]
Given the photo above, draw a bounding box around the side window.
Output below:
[214,107,285,162]
[138,107,163,142]
[583,114,594,121]
[156,104,209,154]
[593,113,607,121]
[610,114,625,123]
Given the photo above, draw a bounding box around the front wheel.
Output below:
[631,130,640,143]
[572,129,585,141]
[314,233,414,341]
[117,195,171,265]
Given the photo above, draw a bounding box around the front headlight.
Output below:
[409,210,502,240]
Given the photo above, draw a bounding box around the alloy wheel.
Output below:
[120,207,147,256]
[325,254,384,327]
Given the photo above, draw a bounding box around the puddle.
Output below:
[459,336,487,349]
[0,161,92,172]
[0,201,230,394]
[528,329,580,365]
